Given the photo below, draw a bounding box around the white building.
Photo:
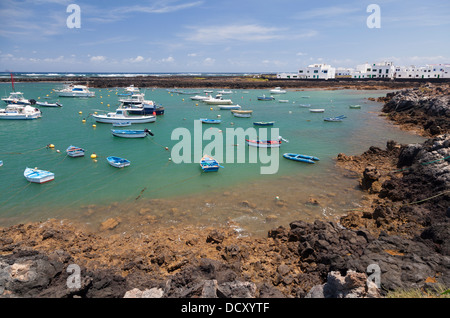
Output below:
[394,64,450,79]
[297,63,336,79]
[335,67,353,78]
[351,62,395,79]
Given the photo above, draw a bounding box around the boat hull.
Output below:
[107,156,130,168]
[246,139,281,148]
[253,122,274,126]
[111,129,151,138]
[93,114,156,124]
[200,155,220,172]
[66,146,85,157]
[24,168,55,183]
[283,153,319,163]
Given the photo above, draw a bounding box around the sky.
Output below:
[0,0,449,73]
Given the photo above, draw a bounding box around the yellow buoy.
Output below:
[100,102,103,104]
[48,144,55,148]
[107,104,110,106]
[79,111,82,115]
[90,153,97,159]
[92,124,96,128]
[196,103,198,106]
[82,119,86,123]
[210,107,213,110]
[182,98,184,101]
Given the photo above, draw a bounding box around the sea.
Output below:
[0,78,425,237]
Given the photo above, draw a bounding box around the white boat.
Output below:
[36,101,62,107]
[203,95,233,105]
[217,90,233,94]
[0,104,42,120]
[119,93,153,106]
[270,87,287,94]
[246,137,286,148]
[107,156,130,168]
[112,122,131,127]
[2,92,32,105]
[190,95,211,101]
[24,167,54,183]
[125,85,140,93]
[66,145,85,157]
[278,100,289,103]
[309,109,325,113]
[218,104,241,110]
[56,84,95,97]
[92,109,156,124]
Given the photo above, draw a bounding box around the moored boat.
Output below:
[203,95,233,105]
[107,156,130,168]
[200,155,221,172]
[36,101,62,107]
[218,104,241,110]
[111,129,153,138]
[66,145,85,157]
[309,109,325,113]
[349,104,361,109]
[246,136,287,148]
[270,87,287,94]
[56,84,95,97]
[257,95,275,101]
[253,121,275,126]
[92,109,156,124]
[324,115,346,122]
[231,109,253,118]
[24,167,55,183]
[200,118,221,124]
[283,153,319,164]
[2,92,33,105]
[0,105,42,120]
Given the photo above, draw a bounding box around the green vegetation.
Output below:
[386,284,450,298]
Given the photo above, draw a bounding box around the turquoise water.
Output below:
[0,83,424,235]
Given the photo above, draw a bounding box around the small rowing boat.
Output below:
[200,155,221,172]
[253,121,275,126]
[231,109,253,118]
[257,95,274,101]
[324,115,346,122]
[309,109,325,113]
[24,167,55,183]
[218,104,241,110]
[349,105,361,109]
[200,118,221,124]
[66,145,85,157]
[111,129,153,138]
[246,136,288,148]
[283,153,319,164]
[107,156,130,168]
[35,101,62,107]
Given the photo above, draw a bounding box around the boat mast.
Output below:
[10,73,15,92]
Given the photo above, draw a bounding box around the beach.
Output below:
[0,79,448,299]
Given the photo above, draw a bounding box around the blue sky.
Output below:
[0,0,449,73]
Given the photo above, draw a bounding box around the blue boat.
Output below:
[200,118,221,124]
[111,129,154,138]
[257,95,275,101]
[107,156,131,168]
[200,155,221,172]
[24,167,55,183]
[253,121,275,126]
[283,153,320,164]
[66,145,85,157]
[324,115,346,122]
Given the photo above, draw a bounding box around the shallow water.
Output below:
[0,83,424,236]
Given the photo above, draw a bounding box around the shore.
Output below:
[0,74,438,90]
[0,82,448,298]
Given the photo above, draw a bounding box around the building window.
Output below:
[314,70,318,73]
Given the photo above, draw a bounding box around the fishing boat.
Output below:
[309,109,325,113]
[253,121,275,126]
[349,104,361,109]
[270,87,287,94]
[56,84,95,97]
[299,104,311,108]
[190,95,211,101]
[66,145,85,157]
[112,122,131,127]
[218,104,241,110]
[0,105,42,120]
[111,129,154,138]
[324,115,346,122]
[200,155,221,172]
[119,102,164,115]
[35,101,62,107]
[24,167,55,183]
[203,95,233,105]
[257,95,275,101]
[283,153,320,164]
[231,110,253,118]
[246,136,287,148]
[200,118,221,124]
[92,109,156,124]
[107,156,131,168]
[2,92,33,105]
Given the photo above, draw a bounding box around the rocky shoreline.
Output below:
[0,75,434,90]
[1,83,449,299]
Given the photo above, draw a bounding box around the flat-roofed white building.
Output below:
[395,64,450,79]
[298,63,336,79]
[351,62,395,79]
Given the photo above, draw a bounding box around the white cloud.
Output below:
[124,56,145,63]
[161,56,175,63]
[203,57,215,66]
[90,55,106,62]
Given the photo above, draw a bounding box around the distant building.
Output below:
[351,62,395,79]
[335,67,353,78]
[277,63,336,79]
[395,64,450,79]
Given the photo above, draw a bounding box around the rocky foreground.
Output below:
[1,85,449,298]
